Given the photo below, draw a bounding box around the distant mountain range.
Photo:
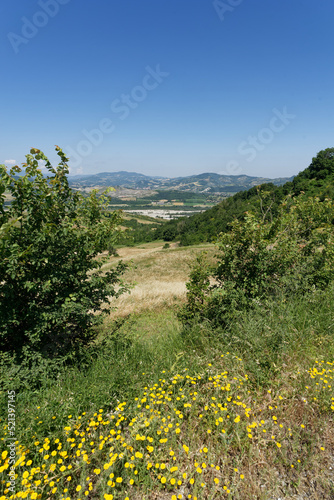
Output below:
[68,171,293,194]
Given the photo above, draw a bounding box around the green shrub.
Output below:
[178,252,212,325]
[180,195,334,328]
[0,147,128,371]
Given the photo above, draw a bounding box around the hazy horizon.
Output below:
[66,169,294,180]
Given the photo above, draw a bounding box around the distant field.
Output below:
[122,208,206,219]
[121,213,160,224]
[105,188,221,219]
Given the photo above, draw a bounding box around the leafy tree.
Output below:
[0,147,128,365]
[161,225,178,241]
[299,147,334,181]
[180,195,334,328]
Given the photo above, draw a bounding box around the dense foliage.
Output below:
[117,217,162,245]
[180,195,334,327]
[0,148,128,373]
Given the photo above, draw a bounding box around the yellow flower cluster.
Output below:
[0,354,332,499]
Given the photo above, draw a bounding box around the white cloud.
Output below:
[4,159,16,166]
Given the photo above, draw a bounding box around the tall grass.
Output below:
[214,285,334,387]
[1,285,333,499]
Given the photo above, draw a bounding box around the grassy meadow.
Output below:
[1,241,334,499]
[102,241,216,318]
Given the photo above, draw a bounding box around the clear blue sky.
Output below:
[1,0,333,178]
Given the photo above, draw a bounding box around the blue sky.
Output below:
[1,0,333,178]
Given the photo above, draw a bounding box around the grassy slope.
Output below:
[102,241,216,318]
[1,242,333,499]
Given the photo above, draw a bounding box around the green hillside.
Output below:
[68,170,292,193]
[155,148,334,245]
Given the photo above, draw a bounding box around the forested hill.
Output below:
[69,170,291,194]
[155,148,334,245]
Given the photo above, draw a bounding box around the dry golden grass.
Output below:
[103,241,216,318]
